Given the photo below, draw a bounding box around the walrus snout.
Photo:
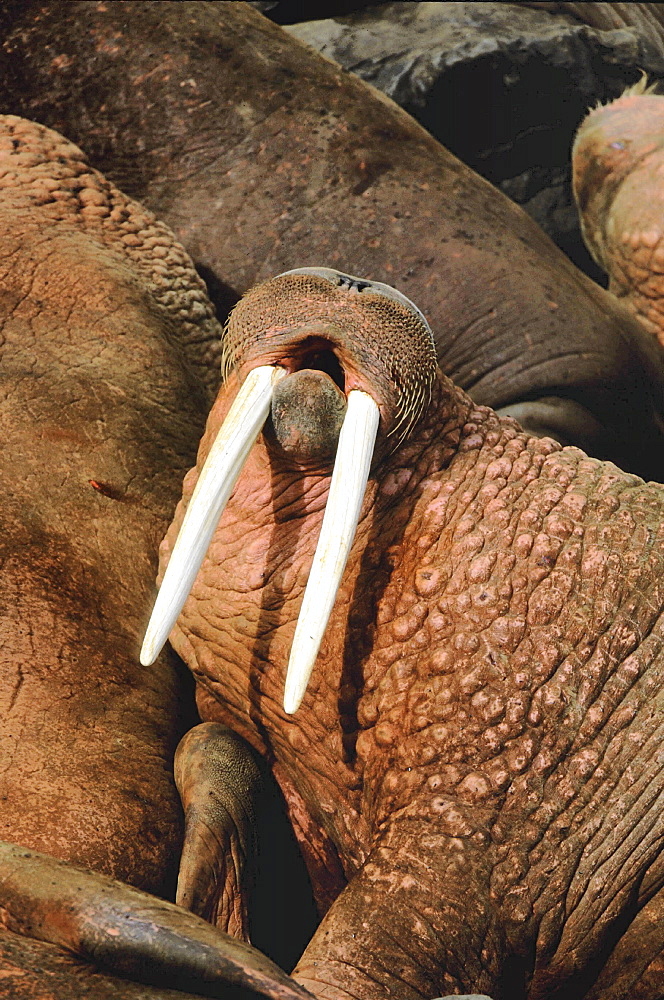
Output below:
[143,267,437,711]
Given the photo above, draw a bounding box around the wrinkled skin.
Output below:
[0,114,305,998]
[174,722,262,938]
[162,271,664,1000]
[573,80,664,347]
[1,2,664,476]
[0,842,313,1000]
[0,112,216,893]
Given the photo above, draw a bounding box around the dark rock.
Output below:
[286,2,664,280]
[248,2,279,12]
[247,1,381,24]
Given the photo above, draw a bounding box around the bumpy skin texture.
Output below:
[0,113,214,888]
[165,274,664,1000]
[573,87,664,347]
[0,115,251,996]
[1,2,664,476]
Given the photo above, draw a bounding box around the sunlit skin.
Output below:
[573,77,664,345]
[155,269,664,1000]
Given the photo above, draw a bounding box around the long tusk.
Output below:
[140,365,285,667]
[283,390,380,714]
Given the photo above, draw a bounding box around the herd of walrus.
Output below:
[2,3,664,999]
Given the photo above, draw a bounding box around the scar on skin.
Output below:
[88,480,126,502]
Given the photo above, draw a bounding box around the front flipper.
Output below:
[0,841,313,1000]
[174,722,262,938]
[0,926,212,999]
[291,828,502,1000]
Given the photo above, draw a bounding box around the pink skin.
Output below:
[162,273,664,1000]
[573,88,664,345]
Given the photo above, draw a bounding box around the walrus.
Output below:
[573,75,664,347]
[0,1,663,477]
[139,266,664,999]
[0,114,313,999]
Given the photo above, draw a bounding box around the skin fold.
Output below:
[1,7,664,996]
[0,113,214,892]
[160,271,664,1000]
[0,930,209,1000]
[573,78,664,347]
[0,842,312,1000]
[0,2,664,477]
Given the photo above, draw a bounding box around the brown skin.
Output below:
[0,113,216,891]
[165,272,664,1000]
[0,929,213,1000]
[0,115,283,996]
[0,843,313,1000]
[174,723,329,972]
[0,2,663,477]
[573,83,664,347]
[0,113,321,999]
[175,723,262,938]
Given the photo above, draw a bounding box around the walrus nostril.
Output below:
[223,268,438,454]
[336,275,371,293]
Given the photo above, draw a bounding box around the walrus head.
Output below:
[572,75,664,274]
[140,268,437,713]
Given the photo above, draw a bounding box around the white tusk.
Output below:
[140,365,285,667]
[283,390,380,714]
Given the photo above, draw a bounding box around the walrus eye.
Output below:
[278,266,432,334]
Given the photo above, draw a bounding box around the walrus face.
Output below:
[572,77,664,273]
[572,78,664,345]
[141,268,437,714]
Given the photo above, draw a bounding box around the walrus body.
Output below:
[0,115,218,996]
[147,268,664,999]
[0,1,663,476]
[573,77,664,348]
[0,112,320,1000]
